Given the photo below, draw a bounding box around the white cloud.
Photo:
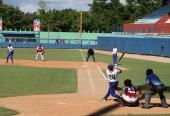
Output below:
[4,0,127,13]
[119,0,127,5]
[43,0,62,1]
[19,3,39,13]
[46,0,89,11]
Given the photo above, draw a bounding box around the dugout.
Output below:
[0,31,40,43]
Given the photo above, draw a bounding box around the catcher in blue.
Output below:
[143,68,168,108]
[6,43,14,63]
[102,64,122,101]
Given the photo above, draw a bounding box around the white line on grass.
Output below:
[97,65,108,80]
[79,49,87,65]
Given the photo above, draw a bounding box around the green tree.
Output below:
[89,0,125,32]
[0,0,3,4]
[0,0,164,32]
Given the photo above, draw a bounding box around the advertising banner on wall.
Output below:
[0,17,2,31]
[33,19,40,32]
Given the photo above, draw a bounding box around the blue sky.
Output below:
[3,0,126,13]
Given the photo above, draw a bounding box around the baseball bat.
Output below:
[118,52,125,64]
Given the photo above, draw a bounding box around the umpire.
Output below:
[143,68,168,108]
[86,48,96,62]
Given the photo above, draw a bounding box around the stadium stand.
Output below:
[123,2,170,33]
[135,3,170,24]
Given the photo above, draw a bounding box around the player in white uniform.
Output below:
[112,47,118,66]
[6,43,14,63]
[102,64,122,101]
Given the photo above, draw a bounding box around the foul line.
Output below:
[97,65,108,80]
[79,49,95,96]
[87,68,95,96]
[79,49,87,65]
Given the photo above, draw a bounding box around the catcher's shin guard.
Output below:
[143,91,152,109]
[161,98,168,108]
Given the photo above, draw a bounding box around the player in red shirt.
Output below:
[120,79,142,106]
[35,44,44,61]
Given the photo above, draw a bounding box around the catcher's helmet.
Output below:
[124,79,132,87]
[107,64,113,71]
[146,68,153,76]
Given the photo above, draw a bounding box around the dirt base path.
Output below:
[0,52,170,116]
[94,50,170,63]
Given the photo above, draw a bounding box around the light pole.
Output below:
[47,24,50,43]
[79,10,83,38]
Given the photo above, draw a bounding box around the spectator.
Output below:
[55,39,59,44]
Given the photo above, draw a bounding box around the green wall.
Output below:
[39,32,103,44]
[0,31,110,45]
[40,32,100,39]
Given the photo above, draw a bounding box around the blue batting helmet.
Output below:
[107,64,113,71]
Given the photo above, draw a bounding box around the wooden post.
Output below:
[79,10,83,38]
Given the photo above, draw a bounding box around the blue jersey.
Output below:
[145,73,162,86]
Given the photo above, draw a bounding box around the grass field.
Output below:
[0,65,77,97]
[0,48,170,93]
[0,48,169,96]
[0,48,83,61]
[0,48,169,116]
[0,107,18,116]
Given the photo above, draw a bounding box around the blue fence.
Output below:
[1,35,170,57]
[97,35,170,57]
[0,38,97,49]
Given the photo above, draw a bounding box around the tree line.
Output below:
[0,0,165,33]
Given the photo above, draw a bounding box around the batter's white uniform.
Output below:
[102,66,122,100]
[106,67,121,82]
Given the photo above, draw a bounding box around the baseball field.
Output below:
[0,48,169,116]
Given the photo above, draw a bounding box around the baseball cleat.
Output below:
[101,98,107,101]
